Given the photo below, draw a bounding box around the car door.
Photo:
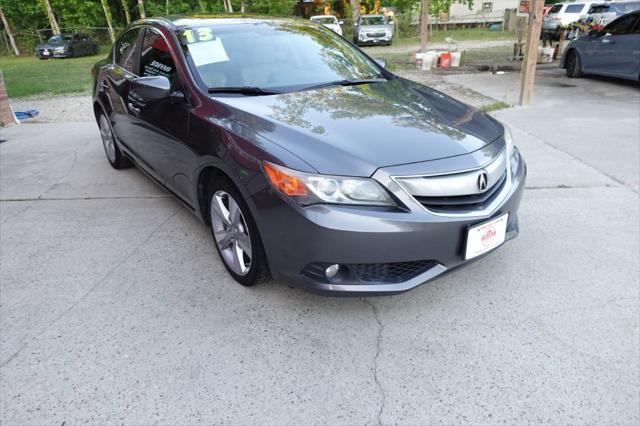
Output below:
[591,13,639,75]
[102,28,147,168]
[127,27,193,204]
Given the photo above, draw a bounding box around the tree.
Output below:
[100,0,115,42]
[223,0,234,12]
[0,6,20,55]
[41,0,60,34]
[138,0,146,18]
[121,0,131,24]
[420,0,428,52]
[349,0,360,22]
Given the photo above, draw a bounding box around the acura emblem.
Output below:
[477,172,488,191]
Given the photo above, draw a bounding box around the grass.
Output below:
[0,46,110,98]
[478,101,510,112]
[394,28,516,46]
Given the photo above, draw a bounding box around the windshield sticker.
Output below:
[188,39,230,67]
[183,28,215,44]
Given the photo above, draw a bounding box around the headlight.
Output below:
[54,46,65,53]
[502,122,520,178]
[263,161,394,206]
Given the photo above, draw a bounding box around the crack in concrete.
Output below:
[0,209,179,369]
[364,298,386,426]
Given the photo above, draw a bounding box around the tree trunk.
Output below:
[420,0,429,53]
[165,0,169,14]
[373,0,380,14]
[121,0,131,24]
[223,0,234,13]
[41,0,60,35]
[100,0,115,42]
[137,0,146,18]
[241,1,246,13]
[349,0,360,22]
[0,7,20,56]
[198,0,206,12]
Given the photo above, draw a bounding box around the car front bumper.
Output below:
[252,154,527,296]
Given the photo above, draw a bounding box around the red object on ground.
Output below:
[439,52,451,69]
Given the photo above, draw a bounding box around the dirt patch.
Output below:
[11,94,93,123]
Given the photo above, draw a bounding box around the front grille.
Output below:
[353,260,436,283]
[415,172,507,213]
[301,260,437,285]
[366,32,386,38]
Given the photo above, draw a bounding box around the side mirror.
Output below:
[375,58,387,68]
[132,76,171,100]
[588,29,599,36]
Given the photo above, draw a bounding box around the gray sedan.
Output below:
[561,10,640,81]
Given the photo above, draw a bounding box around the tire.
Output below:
[207,177,270,287]
[566,50,583,78]
[98,112,129,169]
[67,47,74,58]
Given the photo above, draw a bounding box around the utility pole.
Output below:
[519,0,545,105]
[420,0,429,53]
[0,7,20,56]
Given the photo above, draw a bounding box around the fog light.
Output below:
[325,264,340,278]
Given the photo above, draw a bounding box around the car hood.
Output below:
[38,42,68,49]
[214,78,503,176]
[359,24,391,31]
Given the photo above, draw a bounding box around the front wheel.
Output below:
[98,112,129,169]
[566,50,583,78]
[208,178,269,287]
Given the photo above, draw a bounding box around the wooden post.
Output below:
[519,0,544,105]
[0,7,20,56]
[420,0,429,53]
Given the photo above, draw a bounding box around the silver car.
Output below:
[354,14,393,46]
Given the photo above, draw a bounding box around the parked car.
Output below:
[35,33,98,59]
[561,10,640,81]
[354,14,393,46]
[310,15,343,36]
[579,0,640,30]
[543,1,600,37]
[92,15,526,295]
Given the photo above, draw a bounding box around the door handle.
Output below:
[100,81,109,91]
[127,102,141,114]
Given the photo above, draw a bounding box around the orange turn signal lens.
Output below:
[263,162,309,196]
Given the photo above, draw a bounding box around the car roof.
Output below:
[131,13,303,31]
[310,15,337,18]
[361,14,385,17]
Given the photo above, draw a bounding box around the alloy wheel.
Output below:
[99,115,116,162]
[210,190,253,276]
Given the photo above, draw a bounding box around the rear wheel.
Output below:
[208,178,269,287]
[566,50,583,78]
[98,112,129,169]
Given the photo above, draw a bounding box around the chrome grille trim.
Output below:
[387,149,512,218]
[395,150,506,197]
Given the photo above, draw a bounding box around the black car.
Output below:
[92,15,525,295]
[35,33,98,59]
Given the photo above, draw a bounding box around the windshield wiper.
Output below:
[302,78,388,92]
[208,86,280,96]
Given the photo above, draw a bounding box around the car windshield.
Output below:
[360,16,387,25]
[178,21,383,93]
[311,17,337,25]
[48,35,72,43]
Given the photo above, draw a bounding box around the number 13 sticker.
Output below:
[183,27,214,44]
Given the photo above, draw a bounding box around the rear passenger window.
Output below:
[139,29,181,89]
[565,4,584,13]
[114,29,140,74]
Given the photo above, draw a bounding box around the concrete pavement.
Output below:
[1,72,638,424]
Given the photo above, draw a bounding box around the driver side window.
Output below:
[114,29,141,74]
[139,28,182,91]
[604,15,637,35]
